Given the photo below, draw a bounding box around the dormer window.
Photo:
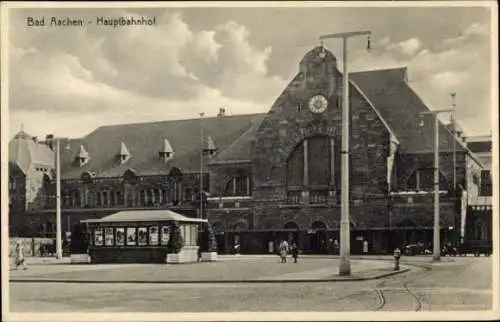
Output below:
[203,136,217,157]
[159,139,174,163]
[74,145,90,167]
[116,142,131,165]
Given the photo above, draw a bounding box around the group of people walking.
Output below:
[278,240,299,263]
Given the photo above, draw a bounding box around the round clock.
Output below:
[308,95,328,114]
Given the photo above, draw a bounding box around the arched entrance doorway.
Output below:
[284,221,299,245]
[310,221,328,254]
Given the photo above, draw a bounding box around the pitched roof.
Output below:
[9,131,54,174]
[60,114,264,179]
[81,209,207,224]
[350,68,465,154]
[210,115,266,163]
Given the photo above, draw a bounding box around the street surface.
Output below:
[8,256,492,312]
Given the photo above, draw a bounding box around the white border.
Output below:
[1,1,498,321]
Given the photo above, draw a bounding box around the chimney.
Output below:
[217,108,226,117]
[45,134,54,149]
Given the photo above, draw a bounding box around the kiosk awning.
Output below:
[81,210,208,224]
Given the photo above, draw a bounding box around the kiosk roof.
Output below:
[81,210,207,224]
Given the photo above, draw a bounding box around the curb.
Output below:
[9,268,409,284]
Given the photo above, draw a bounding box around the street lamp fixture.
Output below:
[320,30,372,276]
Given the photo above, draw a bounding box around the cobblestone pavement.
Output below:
[7,256,492,313]
[9,256,397,282]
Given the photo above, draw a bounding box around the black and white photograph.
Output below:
[2,1,498,321]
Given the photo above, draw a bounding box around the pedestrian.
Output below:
[279,239,289,263]
[333,239,339,255]
[15,240,28,270]
[363,240,369,253]
[291,243,299,263]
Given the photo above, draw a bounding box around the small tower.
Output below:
[159,139,174,163]
[117,142,131,164]
[74,145,90,167]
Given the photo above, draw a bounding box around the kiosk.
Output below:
[82,210,206,264]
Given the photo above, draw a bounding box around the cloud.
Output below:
[387,38,423,56]
[8,9,287,139]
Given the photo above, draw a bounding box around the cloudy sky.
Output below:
[6,3,495,139]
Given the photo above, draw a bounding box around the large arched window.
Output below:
[407,168,448,191]
[285,135,339,201]
[225,176,252,196]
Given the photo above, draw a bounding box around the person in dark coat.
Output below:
[291,243,299,263]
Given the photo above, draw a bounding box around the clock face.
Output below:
[308,95,328,114]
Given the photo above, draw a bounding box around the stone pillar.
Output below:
[232,178,237,196]
[246,177,250,196]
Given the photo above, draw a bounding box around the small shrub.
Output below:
[167,221,184,254]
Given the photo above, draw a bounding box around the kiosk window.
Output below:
[127,227,137,246]
[116,228,125,246]
[94,228,103,246]
[104,227,114,246]
[149,226,159,245]
[138,227,148,246]
[161,226,169,245]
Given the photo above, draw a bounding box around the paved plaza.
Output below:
[7,255,493,312]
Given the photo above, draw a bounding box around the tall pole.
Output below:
[419,109,453,261]
[55,139,62,259]
[320,30,371,276]
[200,112,205,219]
[339,36,351,275]
[451,93,456,191]
[433,114,441,262]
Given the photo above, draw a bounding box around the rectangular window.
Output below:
[126,227,137,246]
[104,227,114,246]
[480,170,492,196]
[115,228,125,246]
[110,191,115,206]
[138,227,148,246]
[139,190,146,206]
[116,191,122,205]
[161,226,169,245]
[94,228,104,246]
[149,226,159,245]
[96,192,102,206]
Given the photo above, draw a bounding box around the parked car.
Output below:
[403,242,429,256]
[458,240,492,257]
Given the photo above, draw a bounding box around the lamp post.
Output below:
[320,30,371,276]
[199,112,205,219]
[418,109,453,262]
[50,137,68,260]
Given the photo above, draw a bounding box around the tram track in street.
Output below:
[373,263,431,311]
